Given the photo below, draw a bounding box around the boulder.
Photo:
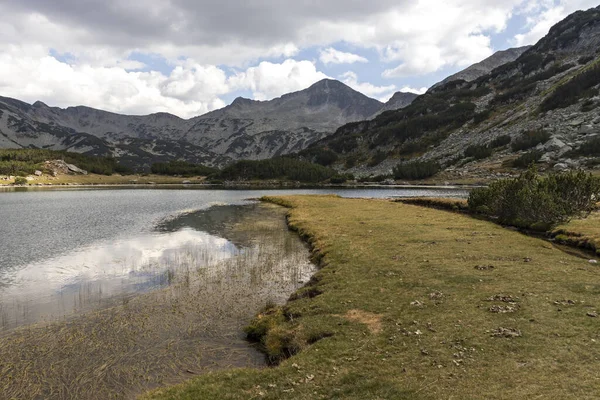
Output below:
[34,170,42,176]
[579,124,596,135]
[553,162,569,171]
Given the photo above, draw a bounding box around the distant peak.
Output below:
[230,97,255,106]
[308,79,347,91]
[32,101,49,108]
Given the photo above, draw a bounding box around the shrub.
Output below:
[217,157,336,183]
[511,129,551,152]
[512,150,543,168]
[540,63,600,112]
[329,175,347,184]
[490,135,512,148]
[368,151,387,167]
[571,136,600,156]
[474,110,491,124]
[13,176,28,185]
[464,144,493,160]
[393,160,440,180]
[150,161,217,176]
[299,148,339,166]
[468,167,600,229]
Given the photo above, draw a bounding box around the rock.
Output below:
[587,312,598,318]
[182,180,191,184]
[580,124,596,135]
[491,327,522,338]
[544,138,567,152]
[34,170,42,176]
[590,259,598,264]
[553,163,569,171]
[569,118,585,127]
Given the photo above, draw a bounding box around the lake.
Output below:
[0,186,467,331]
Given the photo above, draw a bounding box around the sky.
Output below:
[0,0,598,119]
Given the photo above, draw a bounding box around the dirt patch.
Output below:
[344,309,382,334]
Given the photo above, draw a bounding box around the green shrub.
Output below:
[368,151,387,167]
[329,175,347,184]
[571,136,600,156]
[217,157,336,183]
[13,176,28,185]
[490,135,512,148]
[511,129,551,152]
[468,167,600,229]
[393,160,440,180]
[299,148,339,166]
[581,99,598,112]
[150,161,217,177]
[512,150,543,168]
[540,63,600,112]
[464,144,493,160]
[474,110,491,124]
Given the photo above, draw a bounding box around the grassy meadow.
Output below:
[144,195,600,399]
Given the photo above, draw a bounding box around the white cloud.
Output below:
[340,71,396,101]
[319,47,368,65]
[0,48,331,117]
[229,59,328,100]
[399,86,428,95]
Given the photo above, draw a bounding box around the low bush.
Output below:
[150,161,217,177]
[217,157,336,183]
[490,135,512,148]
[393,160,440,180]
[474,110,492,124]
[368,151,387,167]
[464,144,493,160]
[512,150,543,168]
[540,63,600,112]
[13,176,28,185]
[468,167,600,229]
[511,129,551,152]
[571,136,600,157]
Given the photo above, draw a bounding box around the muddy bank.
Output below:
[0,203,315,399]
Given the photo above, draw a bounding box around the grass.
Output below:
[144,195,600,399]
[552,210,600,255]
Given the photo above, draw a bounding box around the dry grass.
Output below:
[396,197,469,212]
[144,195,600,399]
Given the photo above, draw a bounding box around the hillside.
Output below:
[430,46,532,90]
[308,5,600,181]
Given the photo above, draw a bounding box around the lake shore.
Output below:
[145,195,600,399]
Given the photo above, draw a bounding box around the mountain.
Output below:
[430,46,532,90]
[371,91,419,118]
[309,5,600,180]
[0,79,382,169]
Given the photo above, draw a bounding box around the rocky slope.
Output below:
[370,91,419,118]
[430,46,532,90]
[309,5,600,180]
[0,79,383,170]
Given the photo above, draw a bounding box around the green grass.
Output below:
[144,195,600,399]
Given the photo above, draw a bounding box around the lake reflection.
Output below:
[0,229,239,329]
